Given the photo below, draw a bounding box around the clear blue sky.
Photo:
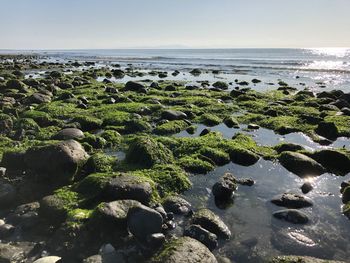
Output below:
[1,0,349,49]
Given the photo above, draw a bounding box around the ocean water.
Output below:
[29,48,350,92]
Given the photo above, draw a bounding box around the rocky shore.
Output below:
[0,54,349,262]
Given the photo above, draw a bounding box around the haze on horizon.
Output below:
[1,0,349,50]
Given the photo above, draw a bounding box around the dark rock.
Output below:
[223,116,239,128]
[151,237,217,263]
[212,173,237,200]
[315,121,339,140]
[212,81,228,90]
[191,209,231,239]
[127,204,163,241]
[104,175,153,204]
[0,183,16,208]
[247,124,260,130]
[271,193,313,208]
[52,128,85,140]
[146,233,166,250]
[279,151,325,177]
[163,196,192,215]
[0,223,15,238]
[301,182,313,194]
[124,81,146,92]
[273,209,309,224]
[161,110,187,121]
[1,151,26,170]
[229,148,259,166]
[199,128,211,136]
[310,149,350,176]
[39,195,67,225]
[190,69,202,75]
[184,224,218,250]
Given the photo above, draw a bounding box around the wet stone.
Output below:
[273,209,309,224]
[184,224,218,251]
[271,193,313,209]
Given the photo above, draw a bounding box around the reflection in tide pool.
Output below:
[183,159,350,262]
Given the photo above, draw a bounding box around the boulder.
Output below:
[271,193,313,208]
[0,243,25,263]
[279,151,325,177]
[273,209,309,224]
[27,93,51,104]
[151,237,217,263]
[191,209,231,239]
[24,140,89,184]
[127,204,163,241]
[104,175,153,204]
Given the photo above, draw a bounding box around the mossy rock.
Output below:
[72,115,103,131]
[125,136,174,168]
[83,153,116,174]
[154,120,189,135]
[200,113,222,126]
[179,156,214,174]
[100,130,122,147]
[199,147,230,166]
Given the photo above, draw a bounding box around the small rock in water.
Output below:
[237,178,255,186]
[0,223,15,238]
[247,123,260,130]
[212,173,237,200]
[271,193,313,208]
[301,182,313,194]
[199,128,211,136]
[273,209,309,224]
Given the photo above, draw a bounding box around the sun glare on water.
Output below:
[308,47,350,58]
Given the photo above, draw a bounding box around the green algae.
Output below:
[154,120,189,135]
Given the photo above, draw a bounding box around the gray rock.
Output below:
[161,110,188,121]
[279,151,325,177]
[127,204,163,241]
[151,237,217,263]
[25,140,89,184]
[163,196,192,215]
[273,209,309,224]
[191,209,231,239]
[90,200,142,231]
[271,193,313,208]
[104,175,153,204]
[27,93,52,104]
[184,224,218,250]
[0,243,25,263]
[52,128,85,140]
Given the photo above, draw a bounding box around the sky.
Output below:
[0,0,349,49]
